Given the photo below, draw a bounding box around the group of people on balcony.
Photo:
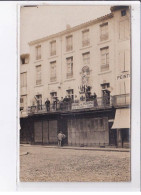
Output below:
[44,92,99,112]
[32,89,110,113]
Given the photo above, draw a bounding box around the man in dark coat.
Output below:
[45,98,50,111]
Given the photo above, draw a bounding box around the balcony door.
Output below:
[101,83,110,105]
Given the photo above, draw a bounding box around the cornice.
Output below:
[29,13,113,46]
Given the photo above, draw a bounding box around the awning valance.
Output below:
[112,108,130,129]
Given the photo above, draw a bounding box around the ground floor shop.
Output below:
[20,108,130,148]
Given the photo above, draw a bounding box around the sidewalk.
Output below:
[20,144,130,152]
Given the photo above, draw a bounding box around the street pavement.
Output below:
[20,145,130,182]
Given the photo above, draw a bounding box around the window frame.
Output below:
[35,65,42,85]
[82,52,90,66]
[50,40,56,56]
[100,22,109,41]
[50,61,57,82]
[66,56,73,79]
[100,47,109,72]
[66,35,73,52]
[35,45,41,60]
[20,72,27,88]
[82,29,90,47]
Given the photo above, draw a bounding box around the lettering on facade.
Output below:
[72,101,94,110]
[117,72,130,80]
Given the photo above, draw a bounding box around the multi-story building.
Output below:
[20,6,130,148]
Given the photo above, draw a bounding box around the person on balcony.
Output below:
[93,92,98,107]
[103,91,109,106]
[45,98,50,111]
[53,97,57,110]
[68,95,72,110]
[63,96,69,110]
[60,97,64,110]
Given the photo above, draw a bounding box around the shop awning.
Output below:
[112,108,130,129]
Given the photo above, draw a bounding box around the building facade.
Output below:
[20,6,130,148]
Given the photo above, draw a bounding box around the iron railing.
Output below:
[26,94,130,115]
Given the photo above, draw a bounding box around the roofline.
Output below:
[110,6,129,12]
[29,12,113,46]
[20,53,30,57]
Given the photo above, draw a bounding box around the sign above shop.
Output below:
[117,71,130,80]
[72,101,94,110]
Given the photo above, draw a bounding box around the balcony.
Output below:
[27,94,130,116]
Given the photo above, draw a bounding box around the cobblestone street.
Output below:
[20,145,130,182]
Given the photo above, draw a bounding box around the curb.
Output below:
[20,144,130,152]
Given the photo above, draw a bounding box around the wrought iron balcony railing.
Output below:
[26,94,130,115]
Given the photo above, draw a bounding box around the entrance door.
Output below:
[58,119,68,145]
[34,121,42,143]
[43,120,49,144]
[48,120,58,144]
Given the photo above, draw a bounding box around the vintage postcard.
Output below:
[20,4,131,182]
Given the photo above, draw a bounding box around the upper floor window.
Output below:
[21,55,29,65]
[119,19,130,40]
[66,89,74,100]
[66,35,73,52]
[83,52,90,66]
[21,58,25,64]
[20,72,27,88]
[20,95,27,111]
[121,10,126,17]
[82,29,90,47]
[36,65,42,85]
[100,47,109,72]
[36,45,41,60]
[50,61,56,82]
[50,92,57,103]
[50,40,56,56]
[66,57,73,79]
[100,22,108,41]
[119,50,130,72]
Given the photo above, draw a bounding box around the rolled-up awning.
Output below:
[112,108,130,129]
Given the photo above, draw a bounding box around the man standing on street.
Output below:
[57,131,66,147]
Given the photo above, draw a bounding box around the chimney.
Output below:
[66,24,71,30]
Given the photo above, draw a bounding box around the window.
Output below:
[20,95,27,111]
[119,50,130,72]
[100,23,108,41]
[50,61,56,82]
[50,92,57,102]
[66,89,74,100]
[121,10,126,17]
[20,72,27,87]
[66,35,73,52]
[35,94,42,110]
[36,65,41,85]
[82,30,90,47]
[50,41,56,56]
[100,47,109,72]
[83,52,90,66]
[66,57,73,79]
[36,45,41,60]
[21,58,25,64]
[119,20,130,40]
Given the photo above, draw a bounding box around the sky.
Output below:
[20,5,111,54]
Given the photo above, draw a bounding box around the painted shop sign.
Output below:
[117,72,130,80]
[72,101,94,110]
